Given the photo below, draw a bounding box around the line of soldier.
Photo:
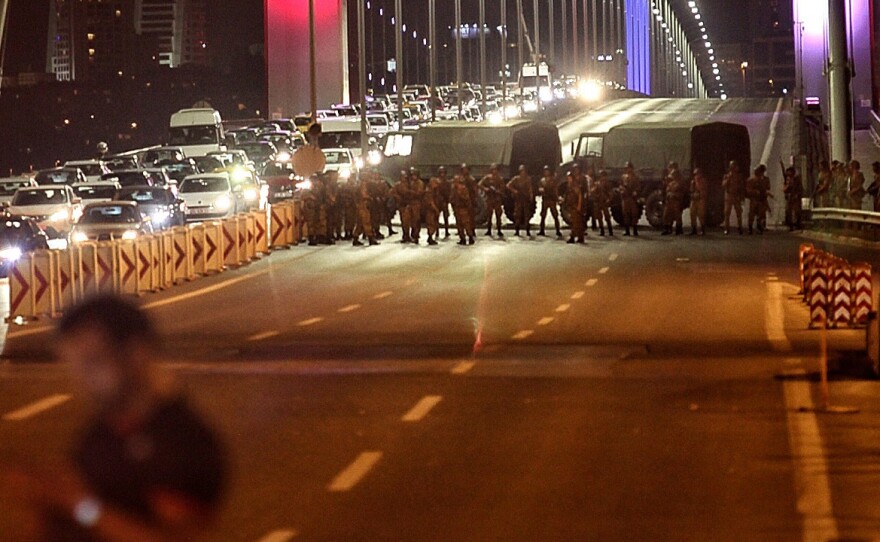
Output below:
[299,159,808,246]
[812,159,880,213]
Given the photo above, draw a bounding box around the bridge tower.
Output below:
[265,0,350,119]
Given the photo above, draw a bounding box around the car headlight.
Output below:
[539,87,554,102]
[215,195,232,211]
[488,111,503,124]
[354,157,365,169]
[49,209,69,222]
[71,231,89,243]
[276,151,291,162]
[121,230,139,241]
[504,105,520,118]
[367,150,382,166]
[339,168,351,179]
[0,247,22,262]
[295,179,312,190]
[151,210,170,224]
[231,167,250,182]
[243,188,259,201]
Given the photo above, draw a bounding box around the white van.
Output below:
[317,118,366,160]
[168,108,226,158]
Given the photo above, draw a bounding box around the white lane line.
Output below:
[555,304,571,313]
[609,254,619,262]
[247,330,279,342]
[297,317,324,327]
[373,291,393,300]
[586,279,599,287]
[537,317,555,326]
[6,325,53,339]
[451,361,475,375]
[571,291,585,300]
[598,267,610,275]
[143,271,268,310]
[328,451,383,492]
[767,282,839,542]
[401,395,443,422]
[257,529,299,542]
[338,304,362,313]
[3,394,72,421]
[512,330,534,340]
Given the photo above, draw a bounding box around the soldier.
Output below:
[480,163,506,237]
[722,160,745,235]
[868,161,880,212]
[400,168,425,243]
[591,170,614,236]
[302,174,325,246]
[813,160,832,208]
[339,175,357,240]
[689,168,708,235]
[507,165,535,237]
[423,168,442,245]
[538,165,563,237]
[620,161,641,237]
[435,166,453,238]
[848,160,866,210]
[563,170,586,244]
[368,171,391,239]
[461,164,479,236]
[451,170,475,245]
[783,166,803,231]
[352,171,379,246]
[392,170,411,242]
[831,160,848,207]
[661,161,685,235]
[745,165,772,234]
[570,163,591,237]
[325,170,341,241]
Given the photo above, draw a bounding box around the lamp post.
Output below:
[395,0,403,131]
[455,0,463,117]
[309,0,317,123]
[358,0,368,156]
[501,0,508,107]
[740,61,748,97]
[480,0,487,117]
[429,0,437,122]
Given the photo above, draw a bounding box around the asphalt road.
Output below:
[3,98,880,541]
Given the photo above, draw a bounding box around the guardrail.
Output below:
[809,207,880,241]
[6,202,300,322]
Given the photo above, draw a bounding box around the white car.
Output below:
[72,181,121,204]
[0,176,37,208]
[7,185,83,239]
[178,173,240,221]
[63,160,112,183]
[322,148,357,181]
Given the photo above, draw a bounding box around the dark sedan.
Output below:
[0,217,50,277]
[114,185,186,230]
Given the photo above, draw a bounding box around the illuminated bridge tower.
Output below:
[265,0,349,119]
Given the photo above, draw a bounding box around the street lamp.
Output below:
[740,61,748,97]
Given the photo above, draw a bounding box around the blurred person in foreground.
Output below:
[3,294,227,541]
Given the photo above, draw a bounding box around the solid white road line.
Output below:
[247,331,279,342]
[257,529,299,542]
[338,304,362,313]
[767,281,839,542]
[609,254,619,262]
[143,271,268,310]
[297,317,324,327]
[401,395,443,422]
[511,330,534,340]
[3,394,72,421]
[373,291,393,300]
[328,451,383,492]
[537,317,555,326]
[598,267,610,275]
[586,279,599,287]
[571,291,585,300]
[451,361,475,375]
[555,304,571,313]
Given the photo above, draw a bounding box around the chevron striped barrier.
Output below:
[830,261,853,328]
[116,239,139,296]
[851,262,873,327]
[799,243,814,295]
[808,261,830,329]
[55,247,79,312]
[253,209,269,255]
[7,251,58,321]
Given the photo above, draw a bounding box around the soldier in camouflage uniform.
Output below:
[538,165,562,238]
[507,165,535,237]
[480,164,506,237]
[435,166,453,238]
[661,162,685,236]
[451,170,475,245]
[424,169,442,245]
[352,171,379,246]
[689,168,708,236]
[722,160,745,235]
[563,170,586,244]
[591,170,613,236]
[620,161,641,237]
[339,176,357,240]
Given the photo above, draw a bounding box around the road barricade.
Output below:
[95,241,118,294]
[253,209,269,255]
[116,239,139,296]
[148,235,162,290]
[171,226,194,283]
[289,201,300,245]
[269,203,289,250]
[852,262,873,327]
[55,247,79,312]
[203,221,223,274]
[190,223,208,276]
[77,242,100,295]
[221,217,241,268]
[8,251,57,320]
[807,260,830,329]
[830,261,853,328]
[799,243,814,295]
[159,230,175,289]
[243,213,257,262]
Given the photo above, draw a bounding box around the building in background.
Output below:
[135,0,207,68]
[748,0,796,98]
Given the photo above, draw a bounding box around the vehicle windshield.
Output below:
[74,185,118,200]
[79,205,139,224]
[237,144,274,160]
[117,188,173,204]
[103,171,152,187]
[325,151,351,165]
[261,163,293,177]
[35,169,77,185]
[72,164,105,176]
[12,189,68,205]
[0,180,33,196]
[180,178,229,193]
[318,131,361,149]
[169,125,220,145]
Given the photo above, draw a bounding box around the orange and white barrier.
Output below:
[95,241,118,294]
[77,242,100,295]
[159,230,175,289]
[221,217,241,268]
[116,239,139,296]
[852,262,873,327]
[253,209,269,255]
[269,203,289,250]
[55,247,79,311]
[171,226,194,283]
[830,261,852,328]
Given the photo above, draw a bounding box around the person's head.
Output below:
[820,159,830,171]
[668,161,679,170]
[851,160,861,171]
[873,161,880,173]
[693,168,702,177]
[438,166,447,177]
[518,164,527,174]
[56,295,162,407]
[624,161,634,172]
[543,165,552,176]
[728,160,738,171]
[490,163,499,174]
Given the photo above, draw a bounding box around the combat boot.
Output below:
[599,227,605,236]
[468,236,475,245]
[624,227,631,236]
[608,225,614,236]
[556,228,563,237]
[458,236,467,245]
[485,228,492,236]
[353,239,364,246]
[308,236,318,246]
[538,227,546,236]
[497,229,504,238]
[368,238,379,246]
[633,225,639,237]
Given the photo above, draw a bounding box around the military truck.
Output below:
[564,121,751,228]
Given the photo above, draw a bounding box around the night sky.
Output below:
[3,0,744,77]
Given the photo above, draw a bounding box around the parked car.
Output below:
[114,185,186,230]
[0,176,38,207]
[235,141,277,171]
[63,160,111,183]
[0,216,50,277]
[7,185,82,239]
[100,169,155,188]
[260,162,296,203]
[72,181,121,204]
[70,201,153,243]
[34,167,87,186]
[178,173,241,221]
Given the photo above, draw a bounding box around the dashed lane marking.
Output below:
[586,279,599,287]
[571,291,585,300]
[537,317,555,326]
[609,254,619,261]
[3,394,72,421]
[338,304,362,313]
[247,330,279,342]
[555,304,571,313]
[451,361,475,375]
[328,451,383,492]
[373,291,393,300]
[297,317,324,327]
[599,267,610,274]
[257,530,299,542]
[512,330,534,340]
[401,395,443,422]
